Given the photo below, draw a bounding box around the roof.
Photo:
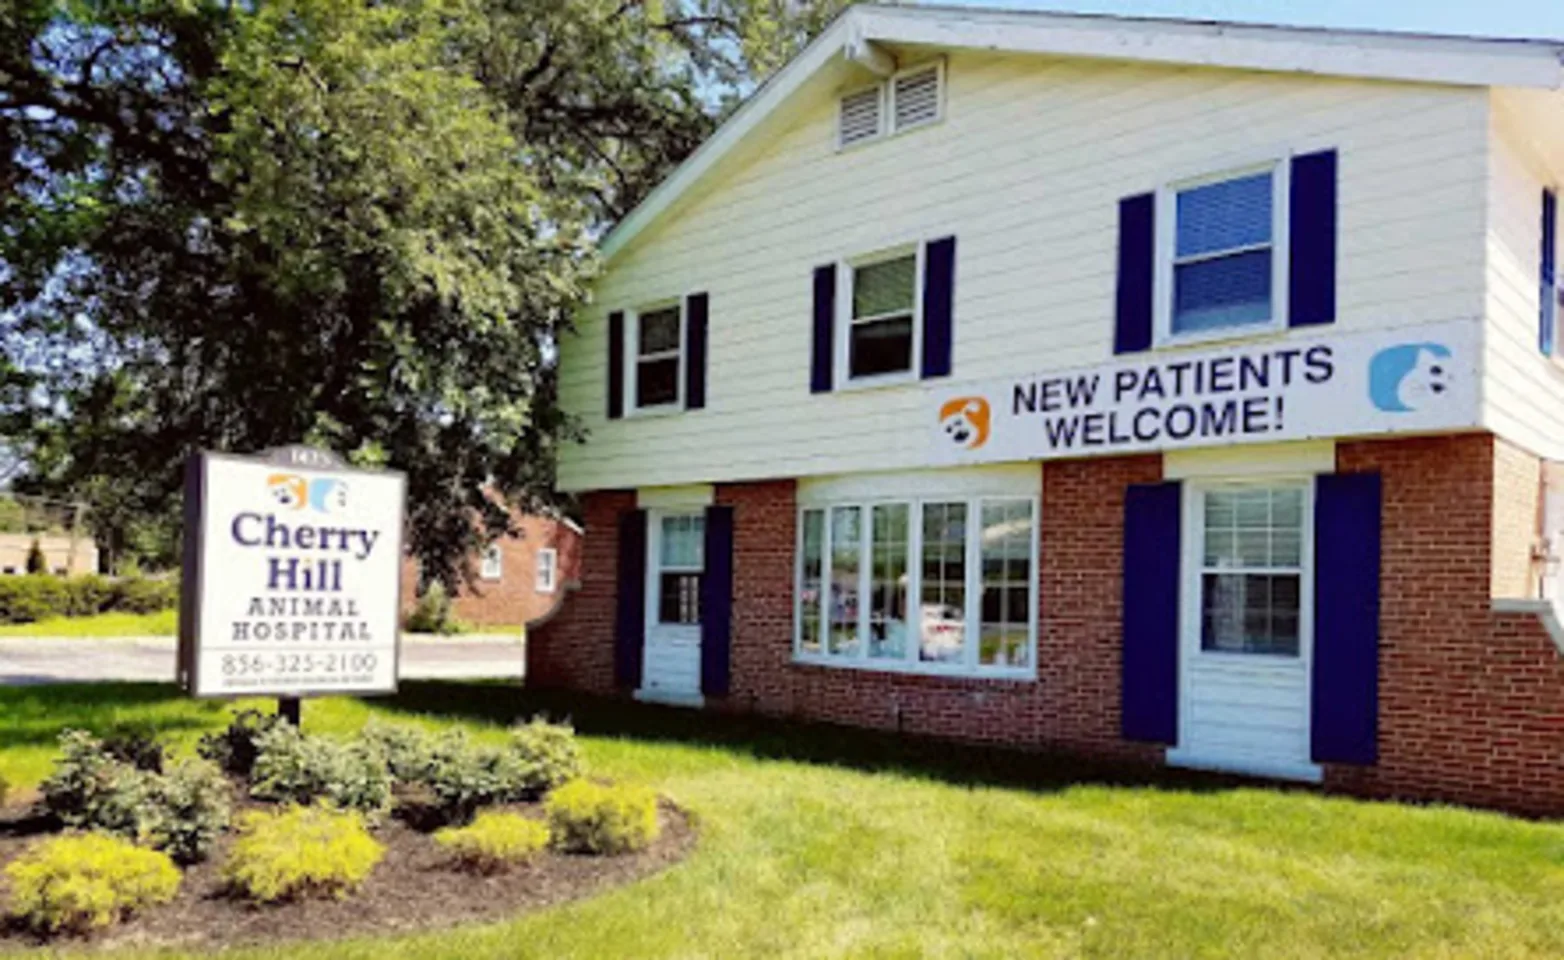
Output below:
[600,3,1564,262]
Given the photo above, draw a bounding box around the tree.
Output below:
[2,0,847,585]
[25,538,46,575]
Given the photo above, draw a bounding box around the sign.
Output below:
[179,447,406,698]
[930,320,1481,465]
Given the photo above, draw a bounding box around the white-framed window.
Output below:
[1192,483,1308,656]
[535,547,558,594]
[652,513,704,626]
[840,246,921,384]
[836,61,944,151]
[795,494,1037,677]
[630,301,684,412]
[480,544,503,581]
[1156,161,1289,344]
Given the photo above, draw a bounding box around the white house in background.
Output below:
[528,4,1564,816]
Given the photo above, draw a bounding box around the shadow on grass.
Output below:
[380,681,1279,800]
[0,682,227,751]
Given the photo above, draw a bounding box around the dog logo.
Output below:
[308,478,349,514]
[1369,343,1453,413]
[939,396,991,450]
[267,474,308,510]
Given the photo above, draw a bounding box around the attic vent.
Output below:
[892,65,941,132]
[839,86,883,148]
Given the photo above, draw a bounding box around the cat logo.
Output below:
[938,396,991,451]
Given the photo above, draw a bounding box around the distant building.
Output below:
[0,533,98,576]
[399,514,581,629]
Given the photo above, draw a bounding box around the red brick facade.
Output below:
[399,514,582,629]
[527,433,1564,815]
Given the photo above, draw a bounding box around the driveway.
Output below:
[0,634,524,686]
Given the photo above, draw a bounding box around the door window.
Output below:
[656,514,704,625]
[1198,486,1304,656]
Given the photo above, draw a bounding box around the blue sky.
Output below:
[931,0,1564,41]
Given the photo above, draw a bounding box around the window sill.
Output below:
[626,403,684,420]
[792,653,1036,682]
[1153,319,1286,352]
[835,370,919,394]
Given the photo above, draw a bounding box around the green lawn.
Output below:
[0,610,177,638]
[2,682,1563,959]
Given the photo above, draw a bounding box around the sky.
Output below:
[930,0,1564,42]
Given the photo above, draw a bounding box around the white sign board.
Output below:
[929,320,1481,465]
[179,448,406,698]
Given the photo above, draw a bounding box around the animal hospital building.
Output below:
[528,5,1564,815]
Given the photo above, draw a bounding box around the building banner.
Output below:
[179,447,406,698]
[929,320,1481,465]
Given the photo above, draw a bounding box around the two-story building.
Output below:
[528,5,1564,815]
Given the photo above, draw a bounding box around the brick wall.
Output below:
[522,492,630,695]
[399,515,581,629]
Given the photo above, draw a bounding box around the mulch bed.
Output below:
[0,797,695,952]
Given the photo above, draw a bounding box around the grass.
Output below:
[2,681,1564,958]
[0,610,177,638]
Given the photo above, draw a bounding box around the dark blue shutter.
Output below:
[607,311,625,420]
[686,292,709,410]
[1312,473,1381,765]
[1121,481,1180,744]
[921,236,957,379]
[614,509,647,690]
[700,505,734,697]
[1289,150,1339,329]
[811,264,836,393]
[1114,194,1155,354]
[1542,188,1557,355]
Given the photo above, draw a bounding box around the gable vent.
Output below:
[892,65,941,132]
[838,86,882,149]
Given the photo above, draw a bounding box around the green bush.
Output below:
[5,833,180,934]
[0,574,70,623]
[0,770,10,808]
[435,812,549,874]
[25,539,47,574]
[224,805,384,903]
[250,725,393,816]
[148,759,232,865]
[0,573,179,624]
[109,576,179,615]
[62,574,115,617]
[100,723,167,773]
[198,709,286,777]
[509,718,585,798]
[403,583,462,634]
[545,780,660,855]
[361,720,437,782]
[39,731,162,841]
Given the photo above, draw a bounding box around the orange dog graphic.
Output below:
[267,474,308,510]
[939,397,991,450]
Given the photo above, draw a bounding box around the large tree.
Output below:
[1,0,844,582]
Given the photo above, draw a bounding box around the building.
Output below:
[527,5,1564,815]
[0,533,98,576]
[400,514,581,630]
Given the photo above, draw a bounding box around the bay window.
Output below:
[796,495,1037,676]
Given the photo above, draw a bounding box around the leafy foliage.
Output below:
[545,780,660,855]
[4,833,181,935]
[39,731,162,841]
[0,574,177,624]
[434,811,549,874]
[24,539,46,574]
[224,805,384,903]
[197,709,287,778]
[249,725,394,816]
[508,718,586,798]
[403,584,462,635]
[147,758,232,865]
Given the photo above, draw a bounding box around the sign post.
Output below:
[178,446,407,723]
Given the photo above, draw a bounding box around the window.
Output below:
[654,514,704,625]
[836,62,943,150]
[845,250,919,381]
[1161,164,1288,339]
[796,495,1036,675]
[632,304,682,410]
[535,548,558,594]
[1198,485,1305,656]
[480,544,503,580]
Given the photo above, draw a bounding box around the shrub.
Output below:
[99,723,166,773]
[109,576,178,615]
[508,719,585,798]
[147,759,232,864]
[5,833,180,934]
[361,720,437,782]
[61,574,115,617]
[25,539,47,575]
[224,806,383,903]
[403,583,461,634]
[39,731,161,841]
[198,709,286,778]
[250,725,393,815]
[434,812,549,874]
[0,574,69,624]
[545,781,660,855]
[0,770,10,808]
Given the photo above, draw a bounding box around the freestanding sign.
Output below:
[179,446,406,699]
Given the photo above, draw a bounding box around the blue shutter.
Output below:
[1542,188,1557,355]
[1122,481,1180,744]
[686,292,709,410]
[921,236,956,379]
[607,311,625,420]
[1115,194,1155,354]
[614,509,647,690]
[1288,149,1338,328]
[700,505,734,697]
[1311,473,1381,765]
[811,264,836,393]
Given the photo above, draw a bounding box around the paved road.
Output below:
[0,635,524,686]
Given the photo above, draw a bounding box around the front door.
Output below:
[1169,481,1319,781]
[640,511,704,705]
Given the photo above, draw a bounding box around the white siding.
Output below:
[1482,89,1564,462]
[559,51,1492,492]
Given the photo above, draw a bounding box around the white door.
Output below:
[639,511,704,706]
[1168,481,1319,782]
